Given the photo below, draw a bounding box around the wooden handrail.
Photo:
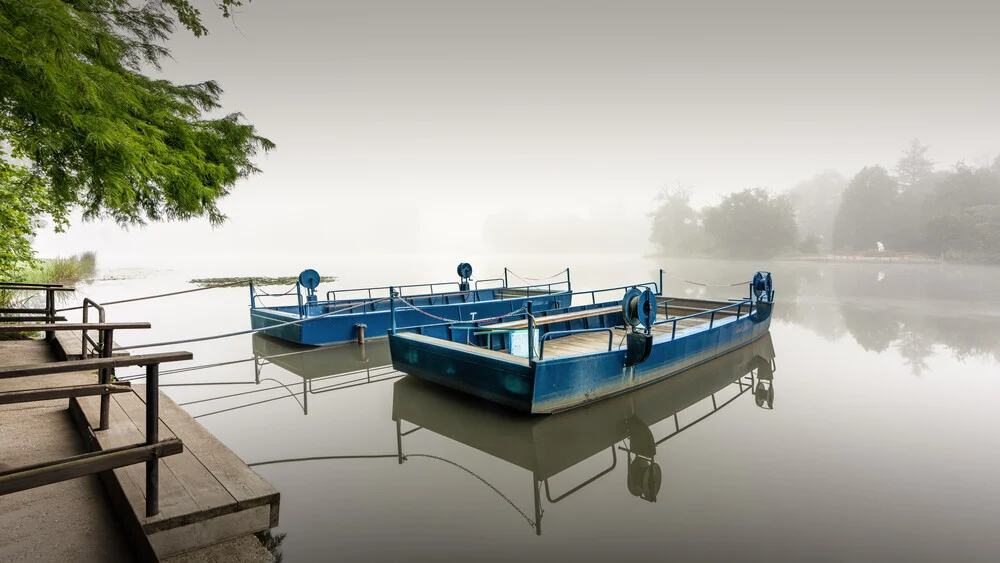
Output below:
[0,316,68,323]
[0,351,193,378]
[0,439,183,496]
[0,284,76,291]
[0,383,133,405]
[0,322,151,332]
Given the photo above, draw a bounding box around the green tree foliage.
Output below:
[832,166,898,251]
[701,188,797,258]
[648,187,701,255]
[0,159,64,272]
[0,0,272,270]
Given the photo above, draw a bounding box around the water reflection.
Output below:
[391,333,776,535]
[662,261,1000,371]
[250,334,398,415]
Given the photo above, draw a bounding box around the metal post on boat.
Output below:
[389,286,396,334]
[526,301,535,360]
[658,269,664,295]
[566,268,572,292]
[296,281,304,318]
[249,281,256,310]
[503,268,509,288]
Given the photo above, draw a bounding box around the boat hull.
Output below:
[389,312,771,414]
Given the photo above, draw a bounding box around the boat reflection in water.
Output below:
[391,333,775,535]
[251,334,399,415]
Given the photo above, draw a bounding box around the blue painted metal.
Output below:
[388,273,775,414]
[250,267,572,346]
[298,269,321,290]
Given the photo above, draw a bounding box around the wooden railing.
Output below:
[0,282,76,338]
[0,323,192,517]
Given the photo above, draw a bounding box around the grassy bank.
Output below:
[0,252,97,340]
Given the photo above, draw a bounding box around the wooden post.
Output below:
[146,363,159,517]
[44,288,55,341]
[99,329,114,431]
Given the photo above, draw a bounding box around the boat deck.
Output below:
[483,298,749,360]
[538,314,711,359]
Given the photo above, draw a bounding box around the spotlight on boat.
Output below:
[298,269,321,303]
[457,262,473,292]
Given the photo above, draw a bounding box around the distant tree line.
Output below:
[649,140,1000,262]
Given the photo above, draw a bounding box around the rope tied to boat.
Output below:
[505,268,568,284]
[405,454,538,530]
[57,279,251,312]
[393,298,529,325]
[115,297,392,350]
[251,285,299,297]
[660,269,750,288]
[118,339,355,380]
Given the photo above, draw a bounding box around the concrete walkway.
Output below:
[0,339,274,562]
[0,339,133,562]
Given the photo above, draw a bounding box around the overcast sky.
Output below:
[34,0,1000,269]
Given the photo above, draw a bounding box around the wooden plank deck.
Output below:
[70,386,279,560]
[539,315,711,359]
[52,330,128,361]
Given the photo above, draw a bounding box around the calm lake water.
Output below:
[68,255,1000,562]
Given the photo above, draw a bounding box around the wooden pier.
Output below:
[0,283,279,562]
[69,387,279,559]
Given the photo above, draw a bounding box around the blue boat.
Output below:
[250,264,572,346]
[388,270,774,413]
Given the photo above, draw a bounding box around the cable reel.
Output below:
[622,287,657,331]
[750,271,773,323]
[298,269,321,303]
[751,271,773,303]
[622,287,657,366]
[457,262,473,292]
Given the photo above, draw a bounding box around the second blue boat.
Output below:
[250,263,572,346]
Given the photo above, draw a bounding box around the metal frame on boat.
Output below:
[249,265,573,346]
[388,270,775,413]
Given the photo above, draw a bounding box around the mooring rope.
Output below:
[117,342,345,380]
[393,299,528,325]
[192,373,406,418]
[406,454,537,530]
[241,452,537,529]
[116,297,392,350]
[57,279,250,312]
[175,367,398,406]
[660,269,750,288]
[505,268,568,284]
